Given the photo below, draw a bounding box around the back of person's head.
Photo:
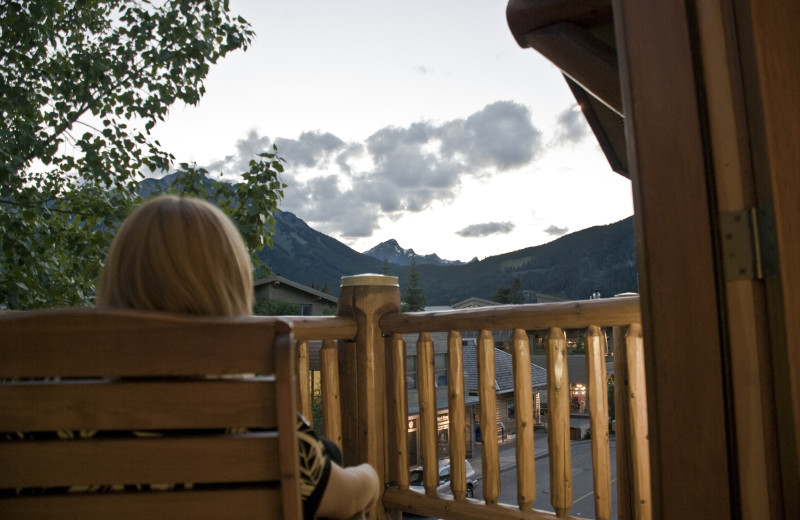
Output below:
[97,195,253,316]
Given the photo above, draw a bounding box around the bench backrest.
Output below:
[0,309,302,520]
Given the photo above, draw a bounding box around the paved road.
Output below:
[473,438,618,518]
[403,432,617,519]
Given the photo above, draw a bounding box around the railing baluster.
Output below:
[417,332,438,496]
[477,329,500,504]
[447,330,467,500]
[391,333,409,489]
[320,339,342,449]
[586,325,611,520]
[512,328,536,510]
[614,324,633,520]
[547,327,572,519]
[297,340,312,419]
[626,324,652,520]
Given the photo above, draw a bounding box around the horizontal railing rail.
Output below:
[379,298,641,334]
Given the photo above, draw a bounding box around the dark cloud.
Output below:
[456,221,515,238]
[552,106,590,146]
[275,131,345,168]
[544,225,569,236]
[287,175,384,238]
[335,143,365,174]
[437,101,543,171]
[202,102,547,242]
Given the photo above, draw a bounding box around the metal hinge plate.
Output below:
[720,206,777,281]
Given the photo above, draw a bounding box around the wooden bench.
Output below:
[0,309,302,520]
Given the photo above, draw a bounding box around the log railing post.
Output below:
[626,324,652,520]
[417,332,439,496]
[512,328,536,511]
[297,340,312,420]
[337,274,401,520]
[586,325,611,520]
[320,339,343,450]
[477,328,501,504]
[447,330,468,500]
[547,327,572,519]
[615,325,633,520]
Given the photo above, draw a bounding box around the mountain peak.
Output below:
[363,240,465,267]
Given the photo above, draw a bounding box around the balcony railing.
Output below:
[283,275,650,520]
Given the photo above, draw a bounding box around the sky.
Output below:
[151,0,634,263]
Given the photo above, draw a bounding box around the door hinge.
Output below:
[720,206,777,281]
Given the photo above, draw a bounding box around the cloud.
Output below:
[286,175,383,238]
[544,225,569,236]
[436,101,543,171]
[551,106,590,146]
[199,102,546,243]
[275,131,345,168]
[204,128,273,175]
[456,221,515,238]
[335,143,365,174]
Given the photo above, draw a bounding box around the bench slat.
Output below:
[1,488,283,520]
[0,310,281,377]
[0,379,277,431]
[1,434,280,488]
[0,309,302,520]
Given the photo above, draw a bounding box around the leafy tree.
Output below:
[1,0,285,309]
[402,257,426,312]
[311,383,324,433]
[253,297,300,316]
[253,263,275,282]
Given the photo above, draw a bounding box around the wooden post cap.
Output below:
[340,274,399,287]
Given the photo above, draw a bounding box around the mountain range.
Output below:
[259,210,638,306]
[139,174,638,305]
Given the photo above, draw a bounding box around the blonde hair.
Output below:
[97,195,253,316]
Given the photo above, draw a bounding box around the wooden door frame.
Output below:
[614,0,799,518]
[613,0,733,516]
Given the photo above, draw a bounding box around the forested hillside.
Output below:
[387,218,637,305]
[140,175,636,304]
[260,211,637,305]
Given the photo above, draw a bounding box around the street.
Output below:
[403,436,617,519]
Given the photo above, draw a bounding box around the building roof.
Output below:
[462,342,547,394]
[530,355,615,385]
[534,293,569,303]
[253,274,338,305]
[451,297,499,309]
[406,391,480,416]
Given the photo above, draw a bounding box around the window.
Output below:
[435,354,447,387]
[507,401,516,421]
[406,356,417,390]
[299,304,312,316]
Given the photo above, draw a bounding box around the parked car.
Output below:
[409,459,475,498]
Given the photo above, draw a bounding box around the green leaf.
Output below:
[0,0,257,309]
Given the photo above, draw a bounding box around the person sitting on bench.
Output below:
[96,194,380,520]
